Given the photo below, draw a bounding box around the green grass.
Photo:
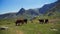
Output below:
[0,19,60,34]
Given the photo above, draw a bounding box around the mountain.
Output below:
[0,0,60,19]
[16,8,25,15]
[38,1,56,14]
[0,13,16,19]
[26,9,39,16]
[46,0,60,16]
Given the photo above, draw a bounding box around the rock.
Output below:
[50,28,58,31]
[0,26,8,30]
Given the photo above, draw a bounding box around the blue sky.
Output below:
[0,0,57,14]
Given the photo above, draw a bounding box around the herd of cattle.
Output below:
[15,19,49,26]
[0,19,48,30]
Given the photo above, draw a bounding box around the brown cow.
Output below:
[15,19,27,26]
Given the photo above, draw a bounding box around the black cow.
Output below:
[45,19,48,23]
[39,19,44,24]
[15,19,27,26]
[24,19,27,24]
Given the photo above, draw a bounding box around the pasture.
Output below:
[0,18,60,34]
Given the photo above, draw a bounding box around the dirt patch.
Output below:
[49,18,60,23]
[16,30,24,34]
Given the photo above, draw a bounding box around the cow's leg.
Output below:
[16,23,17,26]
[19,22,23,26]
[18,23,21,26]
[21,22,24,24]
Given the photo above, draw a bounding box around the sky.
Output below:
[0,0,57,14]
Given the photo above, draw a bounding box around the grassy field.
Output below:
[0,18,60,34]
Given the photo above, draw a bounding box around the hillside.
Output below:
[46,0,60,18]
[0,0,60,19]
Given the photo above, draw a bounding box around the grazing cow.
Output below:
[45,19,48,23]
[39,19,44,24]
[15,19,27,26]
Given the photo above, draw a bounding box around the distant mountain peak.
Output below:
[20,8,25,10]
[16,8,25,15]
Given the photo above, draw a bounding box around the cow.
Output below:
[39,19,44,24]
[24,19,27,24]
[38,19,49,24]
[45,19,49,23]
[15,19,27,26]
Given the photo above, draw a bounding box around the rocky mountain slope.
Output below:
[0,0,60,19]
